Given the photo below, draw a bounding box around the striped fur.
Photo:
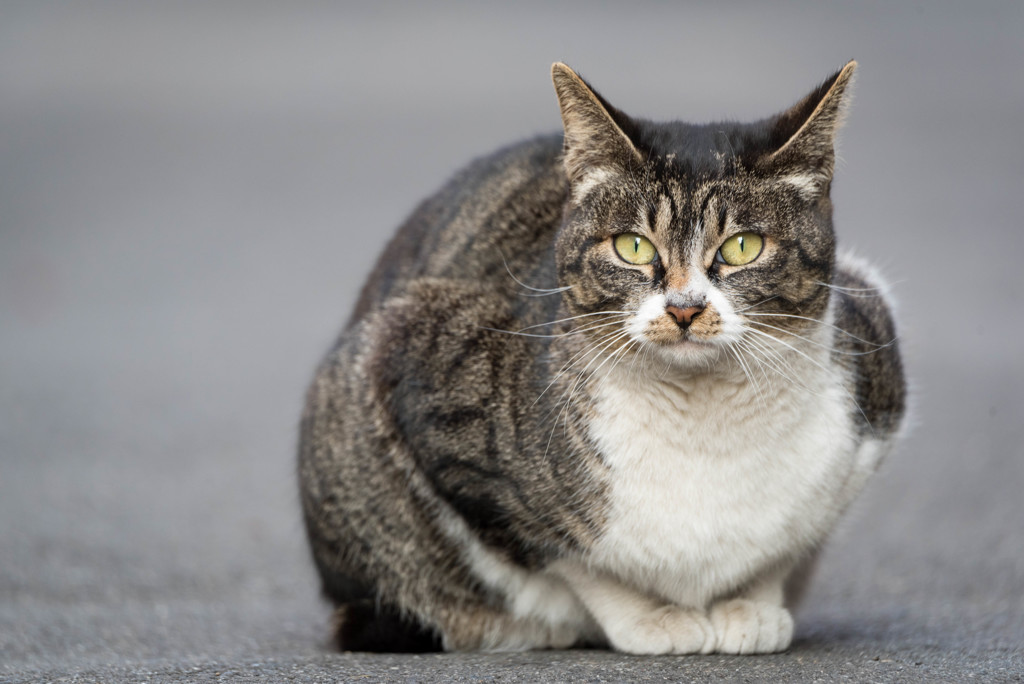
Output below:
[299,61,905,654]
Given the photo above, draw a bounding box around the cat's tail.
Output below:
[332,600,443,653]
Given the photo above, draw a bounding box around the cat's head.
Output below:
[551,62,855,368]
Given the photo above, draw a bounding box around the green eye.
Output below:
[614,233,657,265]
[717,232,764,266]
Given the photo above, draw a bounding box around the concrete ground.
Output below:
[2,3,1022,681]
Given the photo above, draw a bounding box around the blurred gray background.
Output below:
[1,2,1022,681]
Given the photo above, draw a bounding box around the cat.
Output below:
[298,60,906,655]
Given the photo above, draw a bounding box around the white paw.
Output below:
[710,599,793,654]
[606,605,715,655]
[544,621,583,650]
[479,619,583,652]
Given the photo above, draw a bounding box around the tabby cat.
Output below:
[298,61,905,655]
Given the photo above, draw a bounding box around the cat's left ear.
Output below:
[761,60,857,196]
[551,63,643,199]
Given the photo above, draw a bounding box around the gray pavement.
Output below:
[2,2,1022,681]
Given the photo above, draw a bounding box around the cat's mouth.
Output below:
[641,323,719,350]
[674,334,713,345]
[637,330,721,358]
[636,334,724,368]
[666,335,718,352]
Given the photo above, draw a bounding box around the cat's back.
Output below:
[348,134,568,326]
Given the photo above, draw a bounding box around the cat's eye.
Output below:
[717,232,764,266]
[614,233,657,265]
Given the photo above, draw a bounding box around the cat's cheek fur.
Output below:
[706,287,744,343]
[627,293,668,342]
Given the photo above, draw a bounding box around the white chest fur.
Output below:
[585,355,862,608]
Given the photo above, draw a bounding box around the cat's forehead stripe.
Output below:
[654,196,672,234]
[696,185,719,228]
[669,183,685,223]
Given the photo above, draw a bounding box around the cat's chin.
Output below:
[647,338,727,368]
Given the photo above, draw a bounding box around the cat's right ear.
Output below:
[551,63,643,199]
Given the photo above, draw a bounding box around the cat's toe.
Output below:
[710,599,793,654]
[606,606,713,655]
[544,622,582,650]
[657,606,716,654]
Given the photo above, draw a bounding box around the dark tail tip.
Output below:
[333,600,443,653]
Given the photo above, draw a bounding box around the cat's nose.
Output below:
[665,304,704,328]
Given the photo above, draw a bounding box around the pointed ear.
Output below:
[762,61,857,196]
[551,63,643,196]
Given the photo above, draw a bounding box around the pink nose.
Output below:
[665,304,704,327]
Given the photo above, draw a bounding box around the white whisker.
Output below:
[734,294,780,313]
[479,318,631,340]
[727,344,769,412]
[500,252,567,294]
[738,333,809,395]
[816,280,902,297]
[744,312,896,348]
[543,328,634,458]
[532,326,633,408]
[518,287,573,297]
[516,311,633,333]
[743,326,876,436]
[746,319,896,356]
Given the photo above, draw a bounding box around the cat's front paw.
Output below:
[709,599,793,654]
[605,605,715,655]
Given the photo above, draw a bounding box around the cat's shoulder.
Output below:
[832,252,907,437]
[357,278,533,400]
[832,252,900,351]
